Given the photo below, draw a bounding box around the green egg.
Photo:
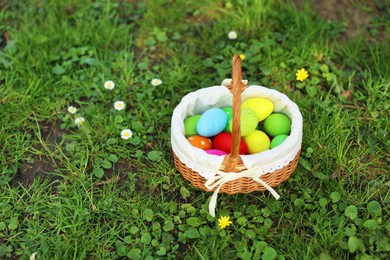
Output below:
[226,120,233,133]
[222,107,233,132]
[240,108,258,137]
[264,113,291,137]
[270,134,288,149]
[184,115,201,137]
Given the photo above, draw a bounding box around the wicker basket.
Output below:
[171,55,302,215]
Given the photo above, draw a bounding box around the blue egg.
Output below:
[196,108,227,137]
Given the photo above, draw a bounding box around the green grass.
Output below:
[1,0,389,259]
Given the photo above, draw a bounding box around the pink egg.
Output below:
[205,149,227,156]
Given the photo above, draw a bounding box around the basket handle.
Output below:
[220,55,247,172]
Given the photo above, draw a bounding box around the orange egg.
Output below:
[187,135,212,150]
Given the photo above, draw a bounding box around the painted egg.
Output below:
[222,107,233,132]
[184,114,201,137]
[226,120,232,134]
[243,130,270,154]
[239,108,258,136]
[196,108,227,137]
[241,97,274,121]
[187,135,212,150]
[263,113,291,137]
[212,132,248,155]
[270,134,288,149]
[206,149,227,156]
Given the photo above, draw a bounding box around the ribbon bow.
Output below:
[205,168,281,217]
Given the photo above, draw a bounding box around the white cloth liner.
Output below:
[171,79,303,216]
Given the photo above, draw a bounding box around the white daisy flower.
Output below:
[75,117,85,126]
[114,101,125,111]
[151,78,162,86]
[67,106,77,114]
[121,129,133,140]
[104,80,115,90]
[30,252,37,260]
[228,31,237,40]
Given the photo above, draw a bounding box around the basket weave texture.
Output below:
[173,150,300,194]
[172,55,301,195]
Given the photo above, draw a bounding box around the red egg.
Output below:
[187,135,212,150]
[212,132,248,155]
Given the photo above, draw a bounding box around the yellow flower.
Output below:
[296,68,309,81]
[218,216,233,229]
[239,54,246,61]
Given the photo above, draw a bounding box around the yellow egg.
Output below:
[241,98,274,122]
[243,130,270,154]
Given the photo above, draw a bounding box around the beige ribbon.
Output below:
[205,169,280,217]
